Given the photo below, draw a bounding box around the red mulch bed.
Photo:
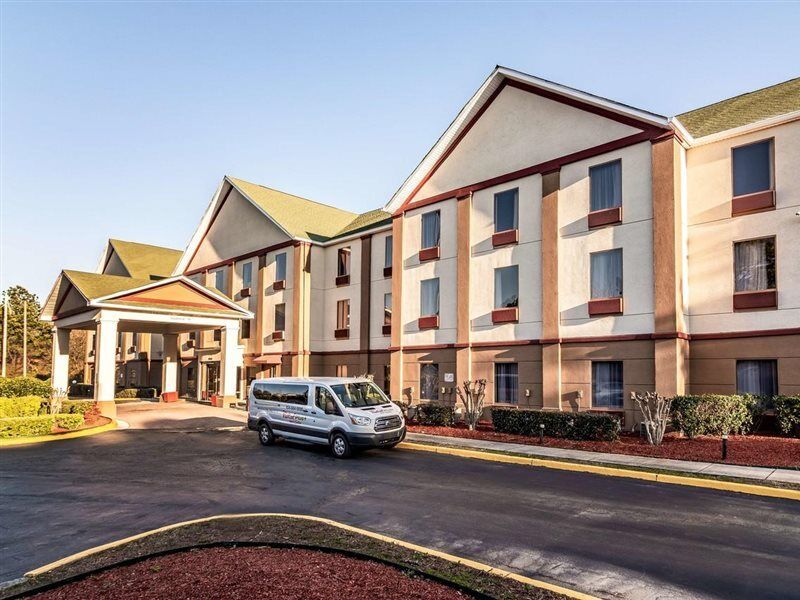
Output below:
[52,415,111,434]
[31,547,468,600]
[408,424,800,468]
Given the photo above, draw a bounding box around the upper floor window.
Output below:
[212,268,228,295]
[591,249,623,299]
[274,303,286,331]
[240,319,251,340]
[734,237,775,292]
[384,235,393,269]
[420,278,440,317]
[336,299,350,330]
[495,363,518,404]
[494,188,518,233]
[736,360,777,397]
[421,210,440,249]
[275,253,287,282]
[494,265,519,309]
[384,292,392,326]
[733,139,773,198]
[592,361,623,408]
[337,247,351,277]
[590,160,622,211]
[241,262,253,289]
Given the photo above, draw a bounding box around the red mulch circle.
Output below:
[30,547,468,600]
[51,415,111,435]
[408,425,800,468]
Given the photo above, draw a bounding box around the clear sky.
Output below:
[2,1,799,299]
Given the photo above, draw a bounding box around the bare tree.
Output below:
[631,391,672,446]
[456,379,487,431]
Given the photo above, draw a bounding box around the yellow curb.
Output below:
[0,420,118,448]
[399,442,800,501]
[24,513,598,600]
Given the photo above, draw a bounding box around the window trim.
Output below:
[336,247,351,286]
[735,359,778,397]
[384,235,393,277]
[335,299,350,339]
[420,210,441,261]
[588,159,623,228]
[731,138,775,216]
[494,362,519,405]
[493,188,519,234]
[591,360,624,409]
[732,235,778,311]
[274,252,287,287]
[588,248,624,316]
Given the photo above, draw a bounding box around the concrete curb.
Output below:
[0,420,118,448]
[399,442,800,501]
[22,513,597,600]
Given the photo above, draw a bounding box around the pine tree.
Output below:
[1,286,53,378]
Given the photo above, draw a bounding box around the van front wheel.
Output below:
[258,423,274,446]
[330,432,351,459]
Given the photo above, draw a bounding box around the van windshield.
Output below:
[330,382,390,408]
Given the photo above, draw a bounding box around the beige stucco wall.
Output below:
[310,241,361,352]
[261,248,293,354]
[558,141,655,337]
[188,188,291,270]
[686,120,800,333]
[369,230,393,350]
[416,85,640,200]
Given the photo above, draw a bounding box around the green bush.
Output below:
[61,400,97,417]
[773,395,800,437]
[415,403,456,427]
[54,413,84,430]
[0,415,55,438]
[0,377,51,398]
[671,395,753,437]
[115,387,157,399]
[491,408,620,441]
[0,396,44,418]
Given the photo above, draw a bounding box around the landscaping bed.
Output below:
[3,516,567,600]
[408,424,800,468]
[28,547,466,600]
[51,415,111,435]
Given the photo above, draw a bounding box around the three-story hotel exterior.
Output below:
[42,67,800,424]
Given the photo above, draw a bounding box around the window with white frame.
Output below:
[494,188,518,232]
[734,237,776,292]
[592,361,623,408]
[495,363,518,404]
[421,210,440,249]
[384,235,393,269]
[494,265,519,309]
[590,249,623,299]
[732,139,773,198]
[420,364,439,400]
[736,360,777,397]
[420,278,439,317]
[275,253,287,282]
[589,160,622,211]
[337,247,351,277]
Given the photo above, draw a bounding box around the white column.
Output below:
[219,321,240,406]
[51,327,70,393]
[161,333,179,395]
[94,315,119,405]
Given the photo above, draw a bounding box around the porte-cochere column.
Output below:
[93,313,119,417]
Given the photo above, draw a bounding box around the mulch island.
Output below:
[2,516,567,600]
[51,415,111,435]
[408,424,800,468]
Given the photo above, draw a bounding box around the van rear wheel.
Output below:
[258,423,274,446]
[330,432,351,459]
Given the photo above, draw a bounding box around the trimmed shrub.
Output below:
[61,400,99,419]
[491,408,620,441]
[415,404,456,427]
[773,395,800,437]
[0,396,44,418]
[115,387,157,399]
[671,395,752,437]
[0,415,55,438]
[54,413,84,430]
[0,377,51,398]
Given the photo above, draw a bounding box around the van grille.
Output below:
[375,415,402,432]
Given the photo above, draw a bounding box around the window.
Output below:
[736,360,778,397]
[274,303,286,331]
[495,363,518,404]
[420,278,439,316]
[213,268,228,295]
[420,364,439,400]
[337,247,351,277]
[242,262,253,289]
[733,139,773,197]
[384,235,393,269]
[275,253,287,281]
[734,238,776,292]
[315,386,340,414]
[494,265,519,309]
[591,249,623,298]
[337,299,350,330]
[213,329,221,342]
[592,362,623,408]
[494,188,518,232]
[421,210,440,249]
[331,381,391,407]
[384,293,392,325]
[336,365,348,377]
[251,383,309,405]
[241,319,251,339]
[590,160,622,211]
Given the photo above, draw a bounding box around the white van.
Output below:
[247,377,406,458]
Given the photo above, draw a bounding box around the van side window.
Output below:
[315,387,341,415]
[252,383,309,405]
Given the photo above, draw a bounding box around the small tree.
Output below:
[48,387,68,415]
[631,391,672,446]
[456,379,486,431]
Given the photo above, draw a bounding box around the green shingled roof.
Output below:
[228,176,390,242]
[109,239,183,279]
[677,77,800,138]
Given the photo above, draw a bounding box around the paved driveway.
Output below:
[1,403,799,600]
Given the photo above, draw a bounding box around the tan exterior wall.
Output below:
[400,348,457,405]
[471,345,543,408]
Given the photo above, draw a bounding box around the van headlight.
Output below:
[349,415,371,426]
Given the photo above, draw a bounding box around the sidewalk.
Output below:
[406,432,800,485]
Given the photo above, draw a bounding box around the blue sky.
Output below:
[2,1,799,299]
